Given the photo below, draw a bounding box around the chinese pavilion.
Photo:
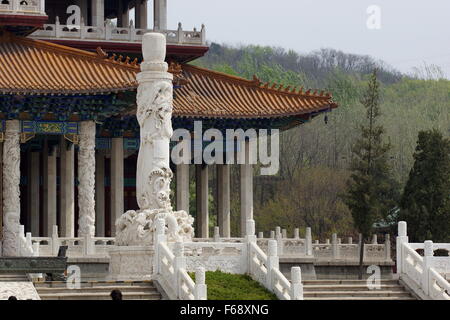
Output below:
[0,0,337,256]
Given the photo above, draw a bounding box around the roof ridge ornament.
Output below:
[96,47,108,59]
[251,78,335,98]
[252,75,261,86]
[169,62,188,86]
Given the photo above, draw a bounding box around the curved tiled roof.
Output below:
[0,32,138,95]
[176,64,337,118]
[0,32,337,119]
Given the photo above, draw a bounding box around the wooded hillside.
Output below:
[189,43,450,239]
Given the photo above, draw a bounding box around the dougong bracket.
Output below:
[20,132,35,144]
[64,134,79,145]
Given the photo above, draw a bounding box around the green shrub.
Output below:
[190,271,278,300]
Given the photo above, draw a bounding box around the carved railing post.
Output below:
[396,221,408,275]
[130,19,136,41]
[78,121,96,238]
[200,24,206,44]
[105,19,112,40]
[332,233,339,259]
[83,233,95,256]
[26,232,32,251]
[194,267,207,300]
[80,17,86,39]
[177,23,183,44]
[290,267,303,300]
[422,240,434,295]
[305,227,312,256]
[173,241,185,298]
[2,120,21,257]
[52,225,60,256]
[213,226,220,242]
[384,234,391,261]
[244,219,256,274]
[153,218,166,276]
[372,234,378,244]
[275,226,283,255]
[267,240,279,290]
[55,16,61,38]
[294,228,299,239]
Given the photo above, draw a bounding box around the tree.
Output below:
[399,130,450,242]
[343,69,399,279]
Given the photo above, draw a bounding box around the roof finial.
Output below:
[252,75,261,86]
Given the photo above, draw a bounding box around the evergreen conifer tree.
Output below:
[399,130,450,242]
[344,69,398,278]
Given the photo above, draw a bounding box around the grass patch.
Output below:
[190,271,278,300]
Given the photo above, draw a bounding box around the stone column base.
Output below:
[108,246,155,281]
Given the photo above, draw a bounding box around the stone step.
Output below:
[302,279,399,285]
[35,286,159,294]
[0,274,28,282]
[306,296,417,301]
[301,278,416,300]
[38,291,162,300]
[34,280,162,300]
[303,284,406,292]
[304,290,413,298]
[34,280,155,288]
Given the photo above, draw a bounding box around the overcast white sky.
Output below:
[161,0,450,77]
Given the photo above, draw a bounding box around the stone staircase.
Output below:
[34,280,162,300]
[0,274,29,282]
[303,279,417,300]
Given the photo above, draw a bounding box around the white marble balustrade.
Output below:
[31,225,115,258]
[0,0,45,15]
[30,20,206,46]
[396,221,450,300]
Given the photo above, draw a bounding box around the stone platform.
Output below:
[108,246,154,281]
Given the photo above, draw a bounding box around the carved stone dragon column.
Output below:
[136,33,173,212]
[2,120,21,256]
[115,33,194,246]
[78,121,96,237]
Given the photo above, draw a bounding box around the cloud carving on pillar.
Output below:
[116,209,194,246]
[136,81,174,211]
